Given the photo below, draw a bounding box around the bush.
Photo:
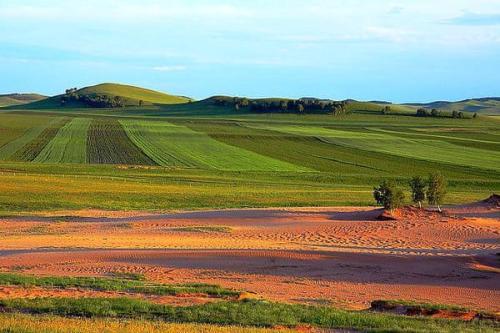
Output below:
[427,173,447,212]
[373,180,405,210]
[409,176,426,208]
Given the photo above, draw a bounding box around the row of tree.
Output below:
[373,173,447,211]
[416,108,475,119]
[60,88,127,108]
[381,106,476,119]
[213,97,349,115]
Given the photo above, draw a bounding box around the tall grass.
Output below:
[0,297,497,333]
[0,313,288,333]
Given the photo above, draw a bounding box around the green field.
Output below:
[0,86,499,214]
[34,118,91,163]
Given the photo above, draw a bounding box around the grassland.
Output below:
[0,296,496,333]
[0,313,288,333]
[0,93,46,107]
[20,83,191,109]
[407,97,500,115]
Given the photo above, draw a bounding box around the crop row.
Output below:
[10,118,70,161]
[86,119,156,165]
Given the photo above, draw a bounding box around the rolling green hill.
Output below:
[15,83,191,109]
[406,97,500,115]
[0,93,46,107]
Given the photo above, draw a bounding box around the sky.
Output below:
[1,0,500,102]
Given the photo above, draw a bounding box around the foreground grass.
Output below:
[0,297,497,333]
[0,273,238,298]
[0,313,288,333]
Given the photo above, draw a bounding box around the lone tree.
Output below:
[427,173,447,212]
[373,180,405,211]
[409,176,426,208]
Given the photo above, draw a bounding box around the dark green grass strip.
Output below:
[0,297,497,333]
[0,273,237,297]
[10,118,69,161]
[86,119,156,165]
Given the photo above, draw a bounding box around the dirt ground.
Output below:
[0,201,498,311]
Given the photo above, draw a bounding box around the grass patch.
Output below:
[0,313,287,333]
[0,273,238,297]
[0,297,497,333]
[107,272,145,281]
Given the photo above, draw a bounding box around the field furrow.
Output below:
[8,118,69,162]
[242,123,500,172]
[34,118,91,163]
[0,116,62,160]
[87,119,156,165]
[121,120,307,171]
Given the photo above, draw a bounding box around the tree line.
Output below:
[213,97,350,115]
[373,173,447,212]
[381,106,476,119]
[60,88,128,108]
[415,108,476,119]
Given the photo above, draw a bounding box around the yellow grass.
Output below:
[0,313,294,333]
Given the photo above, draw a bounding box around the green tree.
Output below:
[427,173,447,212]
[431,109,439,117]
[416,108,429,117]
[373,180,405,211]
[409,176,426,209]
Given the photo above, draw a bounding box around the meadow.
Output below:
[0,295,497,333]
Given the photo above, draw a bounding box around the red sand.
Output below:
[0,203,498,311]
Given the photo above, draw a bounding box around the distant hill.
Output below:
[0,93,46,107]
[406,97,500,115]
[16,83,191,109]
[4,82,498,116]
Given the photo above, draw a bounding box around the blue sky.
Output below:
[1,0,500,102]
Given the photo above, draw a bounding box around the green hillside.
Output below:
[0,93,46,107]
[406,97,500,115]
[77,83,191,104]
[15,83,191,109]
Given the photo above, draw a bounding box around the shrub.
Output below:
[427,173,447,212]
[373,180,405,211]
[409,176,426,209]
